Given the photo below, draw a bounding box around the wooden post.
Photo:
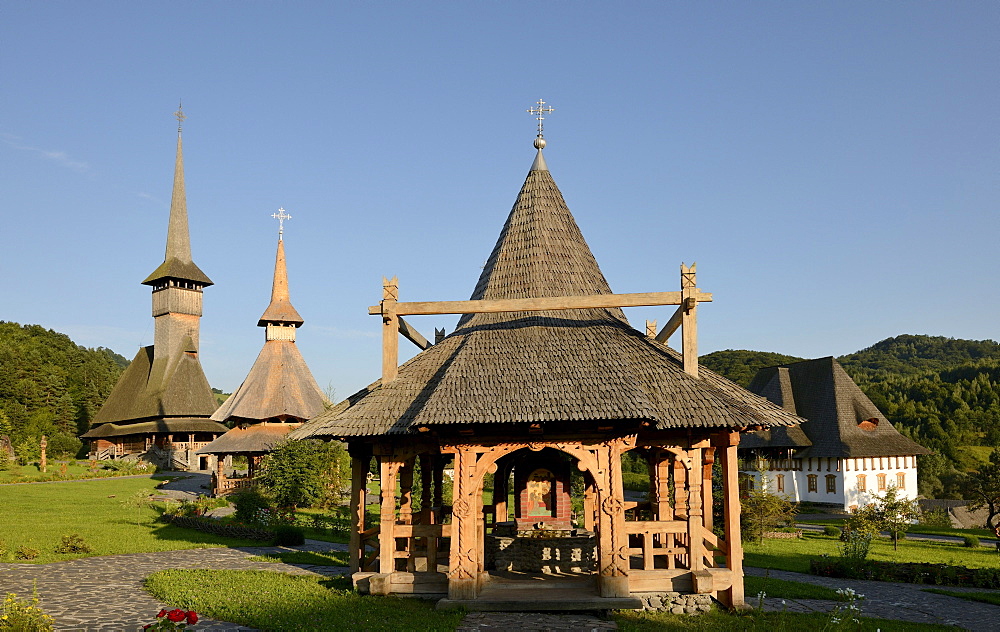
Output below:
[214,455,225,496]
[349,447,370,574]
[595,440,630,598]
[681,263,698,377]
[687,448,704,572]
[654,450,673,520]
[433,457,445,509]
[719,434,745,609]
[419,454,432,521]
[673,458,688,518]
[378,456,399,578]
[645,319,657,338]
[703,447,715,536]
[448,446,480,600]
[39,435,47,473]
[399,459,414,525]
[493,461,509,523]
[381,276,399,383]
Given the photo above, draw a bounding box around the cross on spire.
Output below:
[174,101,186,132]
[272,207,292,238]
[527,99,555,138]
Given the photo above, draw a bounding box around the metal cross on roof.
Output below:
[527,99,555,138]
[272,207,292,237]
[174,101,186,132]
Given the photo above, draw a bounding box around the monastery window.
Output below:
[896,472,905,489]
[808,474,818,493]
[857,474,867,492]
[858,418,879,431]
[776,474,785,493]
[877,473,886,491]
[826,474,837,493]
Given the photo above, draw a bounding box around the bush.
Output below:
[963,535,980,548]
[823,525,842,538]
[272,525,306,546]
[257,439,350,509]
[810,558,1000,588]
[1,587,54,631]
[54,534,92,554]
[14,546,40,560]
[622,471,650,492]
[231,488,274,523]
[921,508,952,528]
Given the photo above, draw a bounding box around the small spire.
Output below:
[527,99,554,171]
[272,207,292,240]
[174,100,186,133]
[165,104,192,263]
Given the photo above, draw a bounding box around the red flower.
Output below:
[167,609,187,622]
[143,626,152,630]
[186,611,199,624]
[157,609,168,618]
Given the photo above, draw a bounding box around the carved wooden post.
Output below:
[673,458,688,518]
[687,447,704,572]
[595,440,629,598]
[448,445,480,599]
[645,319,657,338]
[703,447,715,535]
[39,435,47,473]
[718,432,745,608]
[653,449,673,520]
[349,445,371,574]
[214,455,225,496]
[399,459,414,525]
[419,454,433,521]
[378,456,399,581]
[681,263,698,377]
[381,276,399,383]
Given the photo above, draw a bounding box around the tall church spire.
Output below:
[259,209,304,337]
[143,104,213,287]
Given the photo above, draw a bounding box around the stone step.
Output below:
[437,596,643,612]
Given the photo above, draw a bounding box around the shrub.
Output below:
[622,471,650,492]
[257,439,350,509]
[1,587,54,631]
[963,534,980,548]
[14,546,40,560]
[920,508,952,528]
[823,525,842,538]
[54,534,92,554]
[272,525,306,546]
[231,488,274,523]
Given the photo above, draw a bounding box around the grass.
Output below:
[746,531,1000,574]
[743,574,840,600]
[247,550,349,566]
[0,476,262,563]
[0,460,153,484]
[144,569,466,631]
[798,516,995,540]
[615,608,956,631]
[922,588,1000,606]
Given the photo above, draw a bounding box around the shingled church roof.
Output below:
[740,356,931,458]
[294,142,803,440]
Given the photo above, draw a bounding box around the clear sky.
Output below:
[2,2,997,399]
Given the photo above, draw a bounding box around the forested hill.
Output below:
[0,321,128,460]
[702,335,1000,497]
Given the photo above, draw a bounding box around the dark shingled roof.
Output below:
[740,357,931,458]
[82,339,222,437]
[197,422,297,455]
[211,340,327,424]
[82,417,227,439]
[293,149,803,439]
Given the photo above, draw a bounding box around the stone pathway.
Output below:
[746,566,1000,631]
[456,612,616,631]
[0,542,347,631]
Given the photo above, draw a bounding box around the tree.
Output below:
[740,459,798,543]
[869,486,921,550]
[963,448,1000,537]
[257,439,349,509]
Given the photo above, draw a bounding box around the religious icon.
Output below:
[525,468,555,517]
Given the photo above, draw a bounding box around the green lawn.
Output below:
[798,516,995,540]
[0,461,152,484]
[923,588,1000,606]
[0,476,261,563]
[744,574,840,600]
[616,608,955,631]
[747,531,1000,574]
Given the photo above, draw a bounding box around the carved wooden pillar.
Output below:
[399,459,414,525]
[718,433,745,608]
[214,455,225,496]
[381,277,399,383]
[687,447,704,572]
[419,454,432,521]
[448,445,480,600]
[653,449,673,521]
[673,458,688,518]
[349,445,371,574]
[681,263,699,377]
[493,458,511,523]
[583,478,596,532]
[433,456,445,508]
[378,456,399,580]
[702,447,715,535]
[595,440,629,598]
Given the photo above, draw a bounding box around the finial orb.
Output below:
[534,137,546,149]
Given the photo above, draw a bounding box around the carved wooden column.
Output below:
[419,454,433,523]
[448,445,480,600]
[673,458,688,518]
[377,456,399,582]
[653,449,673,520]
[399,459,414,525]
[718,432,745,608]
[686,447,704,572]
[702,447,715,535]
[381,276,399,383]
[214,455,225,497]
[681,264,699,377]
[349,445,371,574]
[595,440,630,598]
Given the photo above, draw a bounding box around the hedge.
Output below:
[810,558,1000,589]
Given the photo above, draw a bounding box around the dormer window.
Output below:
[858,418,879,431]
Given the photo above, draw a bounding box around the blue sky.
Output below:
[2,2,997,398]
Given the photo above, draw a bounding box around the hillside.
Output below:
[0,321,128,461]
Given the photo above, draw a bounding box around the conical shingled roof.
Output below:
[293,148,803,439]
[258,238,303,326]
[741,357,931,458]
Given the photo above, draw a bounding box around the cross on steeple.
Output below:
[174,101,186,132]
[272,207,292,238]
[527,99,555,138]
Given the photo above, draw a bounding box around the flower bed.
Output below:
[159,514,274,542]
[810,558,1000,588]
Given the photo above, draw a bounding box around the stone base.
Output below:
[486,534,597,574]
[632,592,714,614]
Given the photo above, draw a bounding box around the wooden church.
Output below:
[198,216,328,495]
[292,106,803,610]
[82,108,226,470]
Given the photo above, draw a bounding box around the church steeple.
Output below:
[142,105,213,354]
[259,209,304,340]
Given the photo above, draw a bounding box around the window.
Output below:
[857,474,867,492]
[896,472,905,490]
[776,474,785,493]
[808,474,818,493]
[877,473,887,491]
[826,475,837,493]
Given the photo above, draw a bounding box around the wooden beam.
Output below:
[369,290,712,317]
[381,277,398,383]
[397,316,432,350]
[654,304,685,343]
[681,264,699,377]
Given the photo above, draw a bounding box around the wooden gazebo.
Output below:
[293,126,801,610]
